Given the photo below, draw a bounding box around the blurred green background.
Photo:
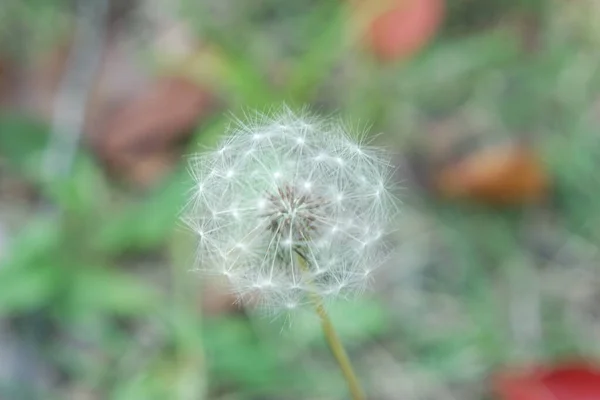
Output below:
[2,0,600,399]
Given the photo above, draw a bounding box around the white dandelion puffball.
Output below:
[184,108,398,312]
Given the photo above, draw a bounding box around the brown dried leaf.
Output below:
[92,75,217,186]
[435,144,550,206]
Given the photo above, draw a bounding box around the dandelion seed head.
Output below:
[183,107,398,313]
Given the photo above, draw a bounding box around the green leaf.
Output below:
[0,113,49,174]
[67,267,160,316]
[93,168,190,253]
[285,2,344,102]
[41,155,110,214]
[0,262,58,313]
[112,353,206,400]
[2,216,63,266]
[289,299,387,346]
[0,217,64,313]
[202,317,295,393]
[397,29,521,112]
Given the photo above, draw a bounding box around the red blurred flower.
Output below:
[352,0,445,62]
[494,362,600,400]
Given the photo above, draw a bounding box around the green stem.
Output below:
[296,254,365,400]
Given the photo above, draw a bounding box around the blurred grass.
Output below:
[2,0,600,399]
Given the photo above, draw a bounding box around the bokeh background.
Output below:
[2,0,600,399]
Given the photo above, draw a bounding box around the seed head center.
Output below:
[263,184,323,241]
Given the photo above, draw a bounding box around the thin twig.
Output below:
[42,0,109,182]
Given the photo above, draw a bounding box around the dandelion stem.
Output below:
[296,253,365,400]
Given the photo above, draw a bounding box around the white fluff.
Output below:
[183,107,398,313]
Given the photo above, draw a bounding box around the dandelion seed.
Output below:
[183,106,398,313]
